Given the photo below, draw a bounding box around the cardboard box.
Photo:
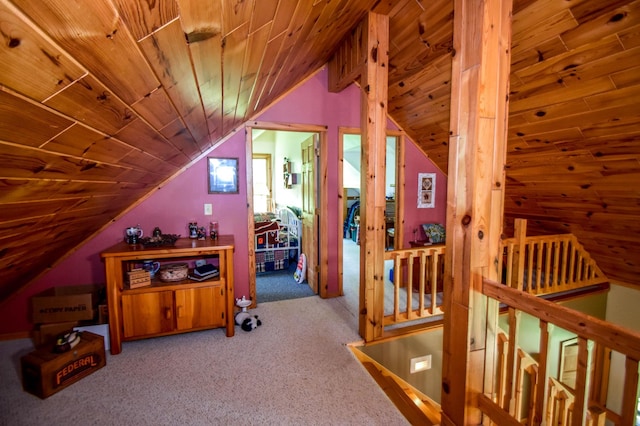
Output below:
[32,321,79,348]
[31,285,103,324]
[21,331,106,399]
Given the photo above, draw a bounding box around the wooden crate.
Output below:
[21,331,106,399]
[127,269,151,289]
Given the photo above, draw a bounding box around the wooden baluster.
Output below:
[506,242,514,288]
[571,337,588,426]
[568,239,576,286]
[560,238,569,287]
[587,405,606,426]
[393,254,401,322]
[407,254,415,319]
[533,321,550,426]
[418,250,426,316]
[621,356,639,425]
[535,241,543,293]
[430,249,438,314]
[544,240,552,291]
[552,239,560,292]
[514,219,527,291]
[504,309,521,413]
[496,332,509,410]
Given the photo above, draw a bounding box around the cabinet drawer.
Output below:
[122,291,174,338]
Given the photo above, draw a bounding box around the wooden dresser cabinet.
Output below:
[101,236,235,355]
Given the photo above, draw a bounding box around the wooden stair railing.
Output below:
[381,227,607,329]
[494,329,610,426]
[383,245,445,327]
[547,377,575,426]
[380,219,608,330]
[482,278,640,426]
[499,219,608,296]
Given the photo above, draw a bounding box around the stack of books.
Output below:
[188,264,219,281]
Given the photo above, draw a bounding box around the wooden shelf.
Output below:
[101,236,235,355]
[122,275,226,294]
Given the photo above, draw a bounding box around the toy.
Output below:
[241,315,262,332]
[234,311,262,332]
[234,296,262,332]
[294,253,306,284]
[53,330,81,353]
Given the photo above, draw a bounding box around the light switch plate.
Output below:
[204,203,212,215]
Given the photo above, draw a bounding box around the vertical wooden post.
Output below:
[441,0,513,424]
[359,12,389,341]
[534,320,550,425]
[513,219,527,290]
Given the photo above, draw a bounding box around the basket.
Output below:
[158,263,188,282]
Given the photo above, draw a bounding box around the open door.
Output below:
[301,135,318,292]
[246,123,326,305]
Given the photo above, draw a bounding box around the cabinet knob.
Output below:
[165,307,172,319]
[177,306,183,318]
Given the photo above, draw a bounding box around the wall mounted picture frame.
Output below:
[417,173,436,208]
[208,157,239,194]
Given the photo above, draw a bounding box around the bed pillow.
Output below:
[421,223,446,243]
[254,212,277,222]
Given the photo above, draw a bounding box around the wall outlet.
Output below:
[204,203,212,215]
[410,354,432,373]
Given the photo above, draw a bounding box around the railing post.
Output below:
[621,356,639,425]
[533,321,550,426]
[513,219,527,291]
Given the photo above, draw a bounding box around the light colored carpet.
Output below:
[0,297,408,426]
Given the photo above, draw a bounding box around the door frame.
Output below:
[245,121,328,305]
[337,127,404,300]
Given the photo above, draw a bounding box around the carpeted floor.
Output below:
[0,297,408,426]
[256,262,315,303]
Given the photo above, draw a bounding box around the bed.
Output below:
[254,206,302,273]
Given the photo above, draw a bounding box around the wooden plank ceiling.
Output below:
[1,0,638,303]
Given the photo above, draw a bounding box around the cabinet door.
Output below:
[122,291,174,338]
[175,285,225,330]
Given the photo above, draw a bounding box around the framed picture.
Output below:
[208,157,239,194]
[417,173,436,208]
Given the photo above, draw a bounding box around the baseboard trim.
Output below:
[0,331,30,341]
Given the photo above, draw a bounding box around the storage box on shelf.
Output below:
[127,269,151,289]
[21,331,106,399]
[100,236,235,355]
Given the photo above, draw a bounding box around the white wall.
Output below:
[274,132,309,208]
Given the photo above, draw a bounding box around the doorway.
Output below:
[246,123,327,305]
[338,128,403,316]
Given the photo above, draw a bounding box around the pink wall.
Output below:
[401,141,448,246]
[0,67,446,334]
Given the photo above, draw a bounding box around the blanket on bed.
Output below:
[255,221,280,245]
